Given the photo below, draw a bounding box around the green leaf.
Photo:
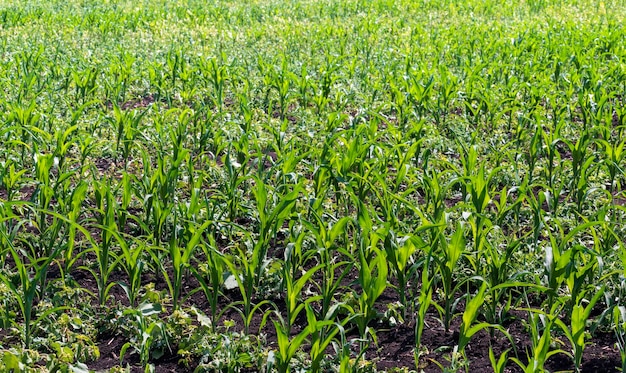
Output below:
[138,302,162,317]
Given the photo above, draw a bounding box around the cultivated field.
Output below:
[0,0,625,372]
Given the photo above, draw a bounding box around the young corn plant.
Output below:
[560,130,594,211]
[108,104,147,165]
[0,202,25,269]
[456,282,511,366]
[251,175,301,289]
[83,179,119,306]
[226,178,301,334]
[383,228,436,320]
[224,240,277,336]
[524,124,543,187]
[116,172,134,231]
[282,260,323,335]
[489,347,509,373]
[59,181,88,277]
[543,220,602,310]
[512,307,569,373]
[271,302,344,373]
[190,236,232,332]
[272,316,310,373]
[309,305,354,373]
[418,169,452,223]
[51,124,78,173]
[275,288,352,373]
[160,218,213,311]
[134,145,188,244]
[461,165,501,269]
[432,223,467,332]
[216,149,250,224]
[6,100,44,164]
[113,231,147,308]
[540,121,564,193]
[0,212,67,349]
[32,152,56,228]
[310,57,339,115]
[103,51,134,104]
[305,213,354,322]
[480,232,536,326]
[201,57,227,114]
[353,226,388,345]
[266,57,295,120]
[71,66,98,104]
[27,153,76,296]
[556,286,605,373]
[0,159,27,202]
[614,305,626,372]
[414,261,434,367]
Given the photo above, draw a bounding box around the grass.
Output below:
[0,0,626,372]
